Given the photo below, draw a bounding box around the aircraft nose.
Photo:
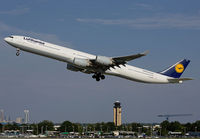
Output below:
[4,36,13,44]
[4,37,9,42]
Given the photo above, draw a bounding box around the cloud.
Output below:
[0,21,71,47]
[0,8,29,15]
[76,14,200,29]
[129,3,153,10]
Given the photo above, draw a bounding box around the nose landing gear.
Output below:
[16,48,20,56]
[92,72,105,81]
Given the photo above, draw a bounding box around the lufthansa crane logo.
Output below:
[175,64,184,73]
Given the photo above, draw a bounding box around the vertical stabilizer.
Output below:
[160,59,190,78]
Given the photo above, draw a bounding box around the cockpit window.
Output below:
[9,36,14,38]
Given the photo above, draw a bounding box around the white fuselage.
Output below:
[4,35,173,84]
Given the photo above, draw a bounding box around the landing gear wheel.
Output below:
[100,75,105,80]
[16,48,20,56]
[16,52,20,56]
[92,72,105,81]
[96,77,100,81]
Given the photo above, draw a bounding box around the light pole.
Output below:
[22,126,24,134]
[184,127,186,136]
[2,125,4,133]
[37,124,38,135]
[138,127,141,136]
[160,127,162,137]
[41,126,43,134]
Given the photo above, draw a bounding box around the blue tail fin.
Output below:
[160,59,190,78]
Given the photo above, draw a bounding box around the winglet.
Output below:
[142,50,149,56]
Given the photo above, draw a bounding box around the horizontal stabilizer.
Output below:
[168,78,193,83]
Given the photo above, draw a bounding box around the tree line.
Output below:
[0,120,200,136]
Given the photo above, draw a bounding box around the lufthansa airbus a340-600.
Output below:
[4,35,192,84]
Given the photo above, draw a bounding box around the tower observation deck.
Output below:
[113,101,121,126]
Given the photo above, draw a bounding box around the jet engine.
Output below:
[67,64,81,72]
[95,56,113,66]
[73,58,91,67]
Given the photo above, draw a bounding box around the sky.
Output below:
[0,0,200,124]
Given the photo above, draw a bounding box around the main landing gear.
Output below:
[92,72,105,81]
[16,48,20,56]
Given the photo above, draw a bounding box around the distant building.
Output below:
[16,117,22,124]
[113,101,122,126]
[8,116,11,122]
[54,125,61,131]
[0,109,4,122]
[188,132,200,137]
[24,110,29,124]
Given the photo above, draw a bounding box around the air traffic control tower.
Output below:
[113,101,122,126]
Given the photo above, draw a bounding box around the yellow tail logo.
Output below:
[175,64,184,73]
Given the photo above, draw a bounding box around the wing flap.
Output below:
[88,51,149,72]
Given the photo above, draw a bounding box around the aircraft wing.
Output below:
[112,51,149,65]
[89,51,148,72]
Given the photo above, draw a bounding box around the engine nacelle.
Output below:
[73,58,91,67]
[67,64,81,72]
[95,56,113,65]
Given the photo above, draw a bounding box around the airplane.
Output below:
[4,35,192,84]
